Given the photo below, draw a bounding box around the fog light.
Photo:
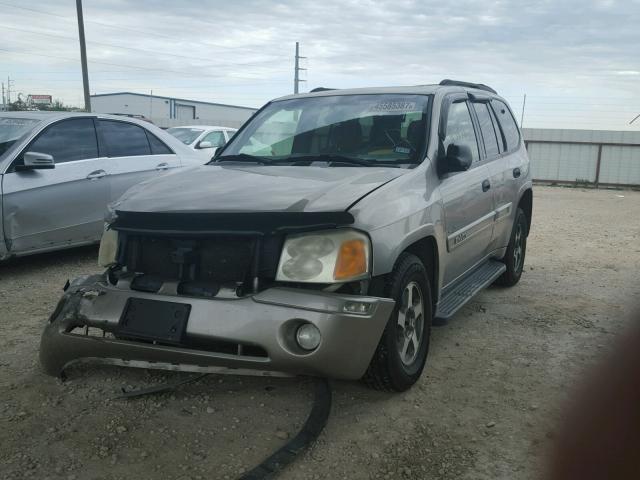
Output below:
[343,301,373,315]
[295,323,321,351]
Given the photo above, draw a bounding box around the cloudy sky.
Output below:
[1,0,639,130]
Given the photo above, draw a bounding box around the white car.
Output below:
[167,125,237,160]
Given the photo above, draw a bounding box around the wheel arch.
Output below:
[518,188,533,235]
[397,236,439,311]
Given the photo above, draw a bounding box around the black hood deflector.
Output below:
[112,210,355,235]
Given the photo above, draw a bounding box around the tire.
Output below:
[495,207,528,287]
[362,253,432,392]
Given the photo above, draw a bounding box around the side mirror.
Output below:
[197,141,213,149]
[439,143,472,175]
[18,151,55,171]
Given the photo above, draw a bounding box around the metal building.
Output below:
[90,92,257,128]
[523,128,640,188]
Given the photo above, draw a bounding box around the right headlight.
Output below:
[98,225,119,267]
[276,229,370,283]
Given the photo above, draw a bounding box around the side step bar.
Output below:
[435,260,506,324]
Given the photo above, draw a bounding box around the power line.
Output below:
[0,48,287,81]
[0,1,279,53]
[0,24,287,70]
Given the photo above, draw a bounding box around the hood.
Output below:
[113,164,406,214]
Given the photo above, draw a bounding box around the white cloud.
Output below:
[1,0,639,129]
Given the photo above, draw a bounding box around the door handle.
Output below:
[513,167,521,178]
[482,179,491,192]
[156,162,170,170]
[86,169,107,180]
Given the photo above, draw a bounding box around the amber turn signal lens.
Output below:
[334,239,367,280]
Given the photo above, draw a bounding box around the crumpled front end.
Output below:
[40,273,395,380]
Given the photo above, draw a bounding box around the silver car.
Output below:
[0,112,202,260]
[41,81,532,391]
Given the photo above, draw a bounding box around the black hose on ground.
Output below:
[116,374,332,479]
[239,377,332,480]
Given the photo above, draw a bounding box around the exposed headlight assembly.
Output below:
[98,225,119,267]
[276,230,370,283]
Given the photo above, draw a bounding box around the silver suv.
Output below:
[40,80,532,392]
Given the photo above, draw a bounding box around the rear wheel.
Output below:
[495,207,528,287]
[363,253,432,392]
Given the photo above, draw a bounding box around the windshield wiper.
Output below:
[213,154,272,165]
[271,154,400,168]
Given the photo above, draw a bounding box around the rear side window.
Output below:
[29,118,98,163]
[99,120,151,157]
[443,101,480,164]
[145,131,173,154]
[491,100,520,151]
[472,102,500,158]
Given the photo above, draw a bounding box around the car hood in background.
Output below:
[113,164,406,213]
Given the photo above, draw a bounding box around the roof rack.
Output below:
[309,87,336,93]
[439,79,497,95]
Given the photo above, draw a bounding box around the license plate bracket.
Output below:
[117,298,190,345]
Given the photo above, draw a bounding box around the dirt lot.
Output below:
[1,186,639,480]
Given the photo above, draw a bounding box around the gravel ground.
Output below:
[1,186,639,480]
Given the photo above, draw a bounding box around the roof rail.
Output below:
[439,79,497,95]
[309,87,336,93]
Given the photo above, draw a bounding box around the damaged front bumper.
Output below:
[40,274,395,380]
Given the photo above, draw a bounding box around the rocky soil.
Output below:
[1,186,639,480]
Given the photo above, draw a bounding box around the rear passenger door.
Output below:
[97,119,180,203]
[438,96,495,286]
[1,117,110,253]
[483,99,524,250]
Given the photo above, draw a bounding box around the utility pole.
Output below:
[294,42,306,94]
[1,82,5,111]
[76,0,91,112]
[520,93,527,128]
[7,76,14,104]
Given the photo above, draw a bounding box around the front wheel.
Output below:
[495,207,528,287]
[362,253,432,392]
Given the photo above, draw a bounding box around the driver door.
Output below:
[1,117,110,254]
[438,97,495,286]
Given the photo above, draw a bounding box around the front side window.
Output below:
[491,100,520,151]
[201,130,226,147]
[220,94,431,166]
[167,127,204,145]
[99,120,151,157]
[28,118,98,164]
[443,101,479,164]
[472,102,500,158]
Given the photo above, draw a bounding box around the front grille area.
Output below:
[126,236,255,284]
[119,233,283,297]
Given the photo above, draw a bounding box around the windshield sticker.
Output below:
[369,100,418,113]
[394,146,411,154]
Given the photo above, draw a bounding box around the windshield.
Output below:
[219,94,430,166]
[167,127,204,145]
[0,117,41,158]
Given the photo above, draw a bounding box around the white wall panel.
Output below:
[599,146,640,185]
[528,142,599,182]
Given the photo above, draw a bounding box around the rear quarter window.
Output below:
[99,120,151,157]
[491,100,521,152]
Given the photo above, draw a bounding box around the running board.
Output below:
[435,260,506,324]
